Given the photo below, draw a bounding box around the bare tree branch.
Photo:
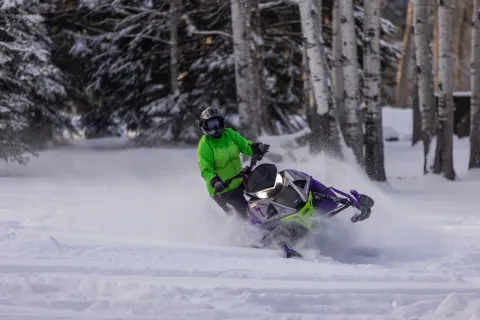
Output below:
[260,0,298,8]
[181,13,232,38]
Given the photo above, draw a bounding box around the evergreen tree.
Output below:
[0,0,71,164]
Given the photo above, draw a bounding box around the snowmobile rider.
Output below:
[196,107,270,218]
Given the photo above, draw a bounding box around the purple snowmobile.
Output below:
[216,146,375,258]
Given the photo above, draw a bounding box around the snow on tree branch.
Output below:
[259,0,296,9]
[48,0,401,143]
[181,13,232,38]
[1,0,25,10]
[0,0,71,163]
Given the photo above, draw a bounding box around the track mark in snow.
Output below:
[1,266,480,293]
[0,270,479,320]
[0,248,479,320]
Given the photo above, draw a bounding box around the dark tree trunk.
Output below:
[365,107,386,181]
[412,92,422,146]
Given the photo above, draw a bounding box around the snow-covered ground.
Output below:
[0,107,479,319]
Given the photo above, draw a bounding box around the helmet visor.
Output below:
[202,117,224,137]
[205,118,222,130]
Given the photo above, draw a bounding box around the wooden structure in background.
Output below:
[396,0,473,107]
[395,1,414,108]
[432,0,472,91]
[394,0,473,139]
[434,92,472,138]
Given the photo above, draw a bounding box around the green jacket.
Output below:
[197,128,253,196]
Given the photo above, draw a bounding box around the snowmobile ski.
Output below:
[281,244,302,258]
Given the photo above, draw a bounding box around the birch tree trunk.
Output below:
[169,0,179,94]
[433,0,455,180]
[298,0,342,158]
[249,0,267,134]
[432,0,439,90]
[332,0,347,143]
[230,0,256,139]
[363,0,386,181]
[469,0,480,169]
[413,0,436,175]
[340,0,363,166]
[302,40,313,118]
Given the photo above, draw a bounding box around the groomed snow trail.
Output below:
[0,110,479,319]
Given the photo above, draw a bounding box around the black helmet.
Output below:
[196,107,225,139]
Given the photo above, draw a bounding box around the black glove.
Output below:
[211,176,226,193]
[251,142,270,156]
[214,180,226,193]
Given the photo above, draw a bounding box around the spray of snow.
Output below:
[0,143,257,249]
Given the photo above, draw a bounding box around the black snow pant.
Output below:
[212,186,249,219]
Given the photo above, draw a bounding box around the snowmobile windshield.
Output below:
[250,174,283,199]
[247,163,283,199]
[272,185,305,209]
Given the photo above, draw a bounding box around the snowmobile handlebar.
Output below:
[312,192,354,218]
[312,189,374,223]
[214,146,269,195]
[351,193,374,222]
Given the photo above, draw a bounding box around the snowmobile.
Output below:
[216,147,375,258]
